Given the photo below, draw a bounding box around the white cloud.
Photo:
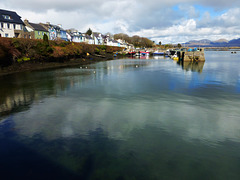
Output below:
[178,5,199,18]
[1,0,240,43]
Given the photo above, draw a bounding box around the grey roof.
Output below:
[85,35,93,39]
[29,22,48,32]
[0,9,24,24]
[49,24,66,32]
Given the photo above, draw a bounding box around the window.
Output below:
[5,33,9,37]
[2,15,12,20]
[7,23,10,29]
[42,32,44,35]
[13,24,16,29]
[38,31,40,35]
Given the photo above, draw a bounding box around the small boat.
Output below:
[134,52,142,56]
[128,51,136,56]
[172,56,179,61]
[140,51,150,56]
[153,51,164,56]
[172,54,179,61]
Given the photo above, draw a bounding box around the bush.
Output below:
[95,48,100,54]
[0,43,13,67]
[98,45,106,50]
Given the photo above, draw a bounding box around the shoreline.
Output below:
[0,54,116,77]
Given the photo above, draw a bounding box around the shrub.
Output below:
[0,43,13,67]
[95,48,100,54]
[98,45,106,50]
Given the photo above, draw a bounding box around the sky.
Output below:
[1,0,240,44]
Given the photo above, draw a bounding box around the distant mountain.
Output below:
[213,39,228,43]
[183,38,240,47]
[228,38,240,46]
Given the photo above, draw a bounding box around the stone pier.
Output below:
[178,48,205,62]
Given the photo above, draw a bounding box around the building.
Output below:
[0,9,25,38]
[92,33,103,45]
[66,29,85,43]
[24,19,49,39]
[41,23,68,41]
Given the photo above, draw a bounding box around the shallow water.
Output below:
[1,51,240,179]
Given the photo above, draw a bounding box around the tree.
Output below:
[159,41,162,45]
[177,43,182,48]
[86,28,92,36]
[43,33,49,44]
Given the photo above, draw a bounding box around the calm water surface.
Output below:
[1,51,240,179]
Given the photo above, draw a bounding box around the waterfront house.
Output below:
[24,19,49,39]
[84,34,94,44]
[41,23,68,41]
[66,29,85,43]
[108,39,120,47]
[92,33,103,45]
[0,9,25,38]
[102,35,110,45]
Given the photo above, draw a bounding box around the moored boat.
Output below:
[140,51,150,56]
[153,51,164,56]
[128,51,136,56]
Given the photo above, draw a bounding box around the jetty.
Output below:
[172,48,205,62]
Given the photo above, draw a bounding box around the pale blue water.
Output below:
[0,51,240,179]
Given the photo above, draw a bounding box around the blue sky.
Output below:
[1,0,240,44]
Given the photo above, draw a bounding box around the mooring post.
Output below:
[177,51,181,61]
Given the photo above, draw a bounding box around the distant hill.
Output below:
[183,38,240,47]
[228,38,240,46]
[213,39,228,43]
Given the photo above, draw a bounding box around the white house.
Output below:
[0,9,24,38]
[67,29,85,43]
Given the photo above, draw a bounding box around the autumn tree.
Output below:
[113,33,154,48]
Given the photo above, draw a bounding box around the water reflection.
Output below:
[9,91,240,144]
[0,59,152,118]
[1,52,240,179]
[178,61,205,73]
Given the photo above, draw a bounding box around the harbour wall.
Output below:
[177,48,205,62]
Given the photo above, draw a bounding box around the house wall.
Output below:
[49,27,57,40]
[34,31,49,39]
[60,30,68,41]
[0,22,23,38]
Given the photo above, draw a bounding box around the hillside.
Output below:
[183,38,240,47]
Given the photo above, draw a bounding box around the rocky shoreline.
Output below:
[0,54,117,77]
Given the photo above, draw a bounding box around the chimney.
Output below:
[24,19,29,24]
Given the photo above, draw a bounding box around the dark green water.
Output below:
[0,51,240,179]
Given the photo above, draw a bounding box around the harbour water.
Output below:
[0,51,240,179]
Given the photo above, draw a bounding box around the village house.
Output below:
[41,23,68,41]
[0,8,134,49]
[0,9,25,38]
[24,19,49,39]
[66,29,85,43]
[92,32,103,45]
[101,34,110,45]
[84,34,94,44]
[108,39,120,47]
